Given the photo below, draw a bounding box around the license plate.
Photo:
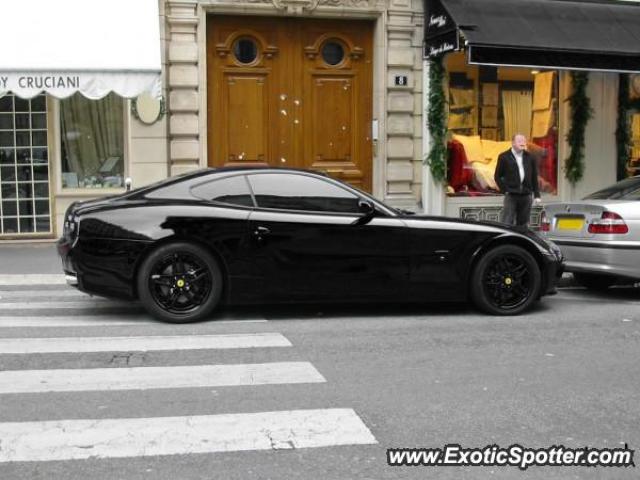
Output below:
[557,218,584,230]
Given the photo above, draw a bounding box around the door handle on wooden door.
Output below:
[372,119,379,156]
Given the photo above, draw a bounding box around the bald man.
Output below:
[494,134,541,227]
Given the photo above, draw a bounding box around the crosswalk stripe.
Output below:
[0,316,267,327]
[0,274,65,285]
[0,333,289,354]
[0,301,134,310]
[0,408,376,462]
[0,362,325,394]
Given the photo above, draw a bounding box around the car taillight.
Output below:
[540,211,550,232]
[588,211,628,234]
[63,203,80,241]
[63,215,77,238]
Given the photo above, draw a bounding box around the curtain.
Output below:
[60,93,123,187]
[501,90,532,141]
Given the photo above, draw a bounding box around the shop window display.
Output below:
[60,93,124,189]
[445,52,558,197]
[626,75,640,178]
[628,113,640,177]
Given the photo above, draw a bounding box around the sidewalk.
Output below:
[0,242,61,275]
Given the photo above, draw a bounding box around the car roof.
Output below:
[210,167,330,176]
[138,165,365,200]
[127,167,330,197]
[136,166,401,215]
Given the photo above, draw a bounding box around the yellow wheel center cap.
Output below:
[504,277,512,285]
[176,279,185,288]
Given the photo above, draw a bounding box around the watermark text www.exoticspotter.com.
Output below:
[387,444,635,470]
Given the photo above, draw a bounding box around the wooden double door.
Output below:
[207,16,373,191]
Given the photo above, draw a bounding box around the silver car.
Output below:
[541,175,640,289]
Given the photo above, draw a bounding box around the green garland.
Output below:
[616,74,631,181]
[426,56,447,183]
[565,71,593,184]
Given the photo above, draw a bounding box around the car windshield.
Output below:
[584,176,640,200]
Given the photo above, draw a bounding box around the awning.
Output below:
[424,0,640,73]
[0,0,161,99]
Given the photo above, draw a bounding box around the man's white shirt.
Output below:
[511,148,525,184]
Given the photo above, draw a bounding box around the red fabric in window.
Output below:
[532,131,557,194]
[447,140,473,191]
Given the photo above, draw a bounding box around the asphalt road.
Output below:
[0,243,638,479]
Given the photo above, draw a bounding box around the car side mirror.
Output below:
[352,200,375,226]
[358,200,375,216]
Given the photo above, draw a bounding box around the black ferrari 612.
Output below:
[57,168,563,322]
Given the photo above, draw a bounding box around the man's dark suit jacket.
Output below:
[494,149,540,197]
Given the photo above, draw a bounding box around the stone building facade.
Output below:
[163,0,425,208]
[2,0,429,240]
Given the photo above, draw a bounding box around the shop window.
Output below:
[444,52,558,197]
[60,93,124,189]
[0,93,51,235]
[628,113,640,178]
[625,74,640,179]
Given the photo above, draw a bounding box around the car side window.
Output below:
[623,187,640,200]
[247,173,361,213]
[191,175,254,207]
[585,177,640,200]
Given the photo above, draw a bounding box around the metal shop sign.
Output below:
[424,29,459,58]
[424,0,459,58]
[0,75,80,90]
[425,0,456,38]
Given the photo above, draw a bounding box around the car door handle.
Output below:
[253,226,271,237]
[435,249,450,262]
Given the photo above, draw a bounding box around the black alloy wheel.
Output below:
[137,242,222,323]
[470,245,541,315]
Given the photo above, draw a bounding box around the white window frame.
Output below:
[51,96,130,198]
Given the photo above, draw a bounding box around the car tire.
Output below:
[573,272,617,291]
[137,242,223,323]
[470,245,541,315]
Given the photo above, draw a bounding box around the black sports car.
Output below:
[57,168,563,322]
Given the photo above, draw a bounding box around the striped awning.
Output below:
[0,0,161,99]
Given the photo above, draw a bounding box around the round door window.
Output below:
[233,38,258,64]
[321,41,345,66]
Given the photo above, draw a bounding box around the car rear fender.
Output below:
[131,235,230,302]
[468,234,547,294]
